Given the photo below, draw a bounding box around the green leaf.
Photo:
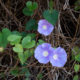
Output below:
[22,36,35,49]
[0,28,11,48]
[38,39,45,44]
[7,34,22,45]
[2,28,11,36]
[26,1,38,11]
[22,36,31,48]
[73,75,79,80]
[13,44,23,53]
[74,64,80,72]
[75,53,80,62]
[32,2,38,10]
[24,40,35,49]
[18,53,25,64]
[20,68,28,74]
[27,33,36,39]
[18,50,31,64]
[72,46,80,54]
[10,68,19,76]
[21,32,27,37]
[72,46,80,60]
[43,9,59,25]
[23,7,34,16]
[24,49,34,60]
[25,19,38,31]
[25,69,31,77]
[12,31,21,36]
[74,0,80,11]
[26,1,32,9]
[37,73,43,80]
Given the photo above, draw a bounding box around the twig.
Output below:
[0,0,23,28]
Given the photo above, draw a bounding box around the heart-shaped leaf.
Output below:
[25,19,38,31]
[13,44,23,53]
[22,36,35,49]
[23,7,34,16]
[7,34,22,45]
[26,1,38,11]
[24,40,35,49]
[22,36,31,48]
[43,9,59,25]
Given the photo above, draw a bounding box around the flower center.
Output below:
[43,25,47,30]
[43,51,49,57]
[53,54,58,60]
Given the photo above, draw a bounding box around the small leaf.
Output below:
[23,7,33,16]
[13,44,23,53]
[10,68,19,76]
[72,46,80,60]
[2,28,11,37]
[43,9,59,25]
[18,53,25,64]
[24,49,34,60]
[72,46,80,54]
[22,36,35,49]
[0,28,11,48]
[25,19,38,31]
[22,36,31,48]
[26,1,38,11]
[7,34,22,45]
[18,50,30,64]
[20,68,29,74]
[26,1,32,9]
[74,0,80,11]
[73,75,79,80]
[74,64,80,72]
[24,40,35,49]
[75,54,80,62]
[27,33,36,39]
[38,39,45,44]
[12,31,21,36]
[37,73,43,80]
[32,2,38,10]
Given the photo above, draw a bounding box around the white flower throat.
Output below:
[53,54,58,60]
[43,51,49,57]
[43,25,47,30]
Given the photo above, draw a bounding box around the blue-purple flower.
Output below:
[49,47,67,67]
[34,43,54,64]
[38,19,54,36]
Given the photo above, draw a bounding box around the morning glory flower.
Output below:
[34,43,54,64]
[49,47,67,67]
[38,19,54,36]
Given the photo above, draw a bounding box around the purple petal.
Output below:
[34,43,54,64]
[50,47,67,67]
[38,56,49,64]
[38,19,54,36]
